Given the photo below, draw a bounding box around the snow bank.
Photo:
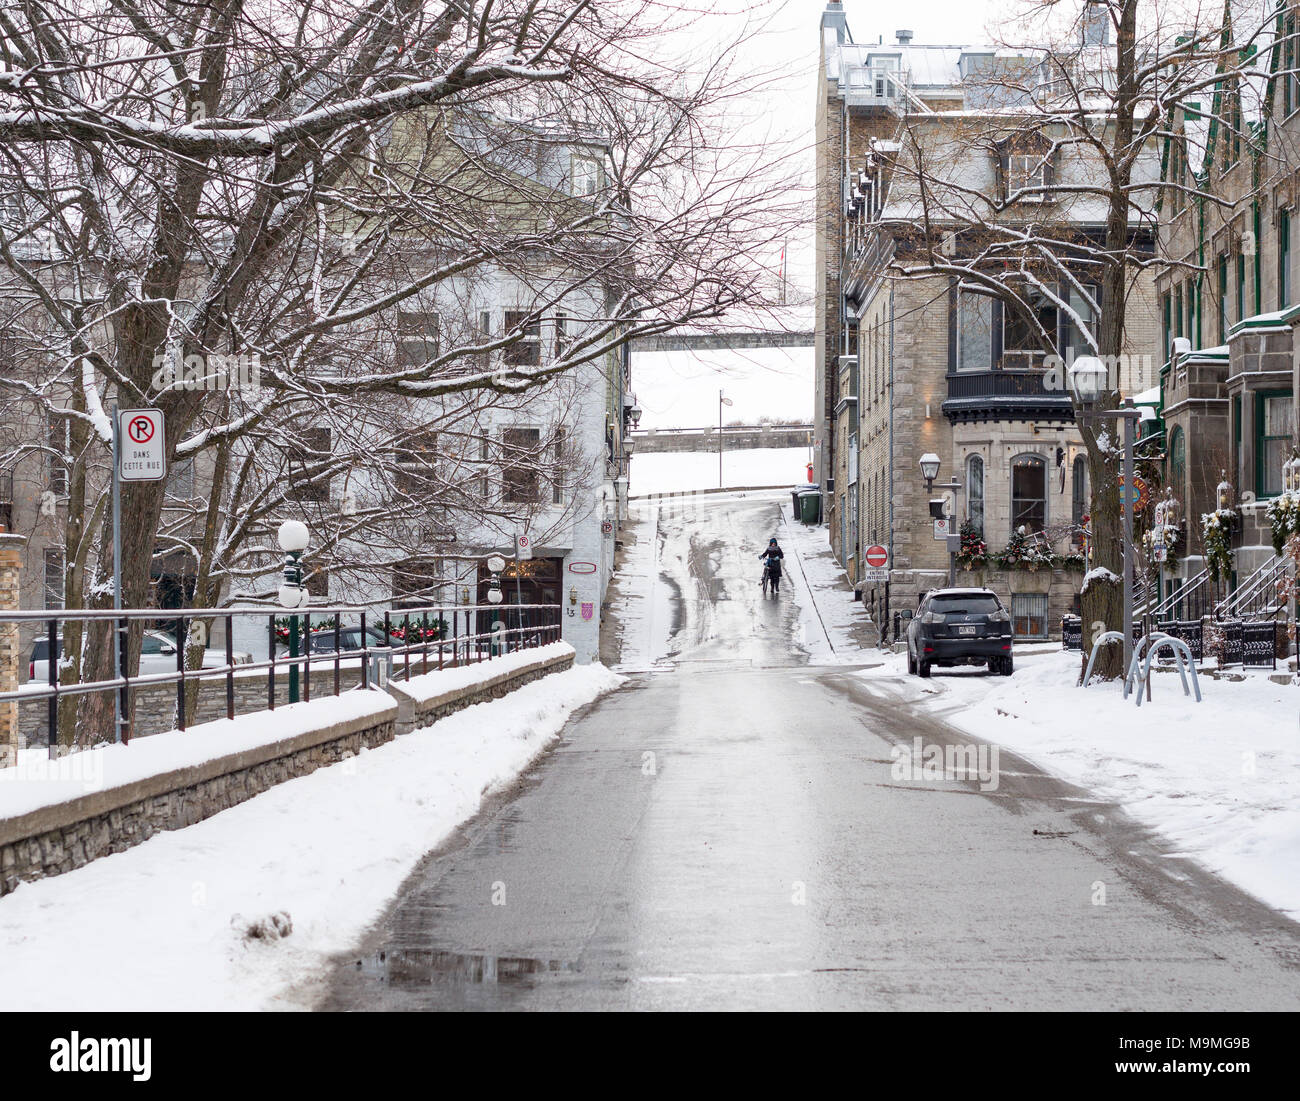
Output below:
[393,641,573,704]
[0,662,623,1010]
[859,648,1300,919]
[0,690,395,820]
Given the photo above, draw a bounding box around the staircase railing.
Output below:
[1216,555,1292,621]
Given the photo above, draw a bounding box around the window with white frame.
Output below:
[571,155,602,197]
[1006,152,1047,199]
[957,291,995,371]
[1002,288,1057,369]
[1010,453,1047,533]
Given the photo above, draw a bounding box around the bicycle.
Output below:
[760,559,781,597]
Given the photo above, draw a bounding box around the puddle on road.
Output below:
[354,948,577,986]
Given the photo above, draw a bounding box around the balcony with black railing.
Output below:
[942,370,1075,424]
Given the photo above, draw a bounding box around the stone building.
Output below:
[1154,2,1300,598]
[815,4,1160,639]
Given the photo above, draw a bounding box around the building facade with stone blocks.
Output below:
[815,4,1160,638]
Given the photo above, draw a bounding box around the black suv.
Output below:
[907,588,1014,678]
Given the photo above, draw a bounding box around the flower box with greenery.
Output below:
[1200,509,1237,583]
[1265,491,1300,555]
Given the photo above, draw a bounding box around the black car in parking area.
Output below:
[906,588,1014,678]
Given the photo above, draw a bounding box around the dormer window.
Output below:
[997,138,1054,203]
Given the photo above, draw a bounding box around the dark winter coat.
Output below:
[759,546,784,575]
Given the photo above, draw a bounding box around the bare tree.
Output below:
[0,0,802,740]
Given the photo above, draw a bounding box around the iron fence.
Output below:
[0,602,562,759]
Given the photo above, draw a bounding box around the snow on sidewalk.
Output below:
[0,661,622,1010]
[859,648,1300,920]
[780,503,876,662]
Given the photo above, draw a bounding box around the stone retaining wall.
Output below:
[1,648,574,895]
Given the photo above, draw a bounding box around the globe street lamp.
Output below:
[277,520,310,703]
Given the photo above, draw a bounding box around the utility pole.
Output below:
[718,391,733,488]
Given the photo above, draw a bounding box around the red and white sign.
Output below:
[864,544,889,569]
[515,533,533,560]
[118,408,167,482]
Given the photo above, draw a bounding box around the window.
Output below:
[479,434,491,498]
[1060,284,1098,359]
[503,311,541,367]
[0,467,12,531]
[44,547,64,609]
[286,426,332,503]
[554,312,568,359]
[1002,288,1056,369]
[1010,454,1047,533]
[957,291,994,371]
[1161,291,1171,358]
[1005,153,1047,200]
[1185,279,1195,340]
[395,310,439,368]
[1257,393,1295,498]
[1173,285,1183,338]
[1236,254,1246,324]
[1218,253,1229,343]
[502,427,541,503]
[1280,209,1292,309]
[1010,593,1049,639]
[551,427,566,505]
[48,413,68,495]
[966,455,985,536]
[395,429,438,497]
[1169,426,1186,496]
[571,155,602,197]
[392,558,441,610]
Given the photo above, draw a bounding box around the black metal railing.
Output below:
[945,370,1073,400]
[0,602,562,760]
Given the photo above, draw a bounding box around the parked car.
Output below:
[907,588,1014,678]
[276,622,396,658]
[29,630,252,682]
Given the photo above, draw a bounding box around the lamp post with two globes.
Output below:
[277,520,310,703]
[1067,356,1141,673]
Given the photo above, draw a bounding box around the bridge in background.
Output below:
[631,424,813,454]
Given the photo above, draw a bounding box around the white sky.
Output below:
[634,0,1018,426]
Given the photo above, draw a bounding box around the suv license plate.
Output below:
[958,625,977,636]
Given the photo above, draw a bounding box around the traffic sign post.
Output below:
[118,408,167,482]
[110,406,165,745]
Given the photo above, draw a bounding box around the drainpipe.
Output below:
[886,283,896,642]
[1254,199,1262,316]
[1196,193,1205,348]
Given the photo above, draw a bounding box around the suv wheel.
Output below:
[999,656,1014,676]
[918,659,931,679]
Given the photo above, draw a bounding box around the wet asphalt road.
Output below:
[320,494,1300,1010]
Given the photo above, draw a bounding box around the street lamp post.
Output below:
[1069,357,1141,674]
[719,391,733,488]
[277,520,310,703]
[919,453,963,587]
[486,554,505,654]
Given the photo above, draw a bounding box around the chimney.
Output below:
[896,29,914,45]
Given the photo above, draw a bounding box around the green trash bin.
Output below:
[798,490,822,525]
